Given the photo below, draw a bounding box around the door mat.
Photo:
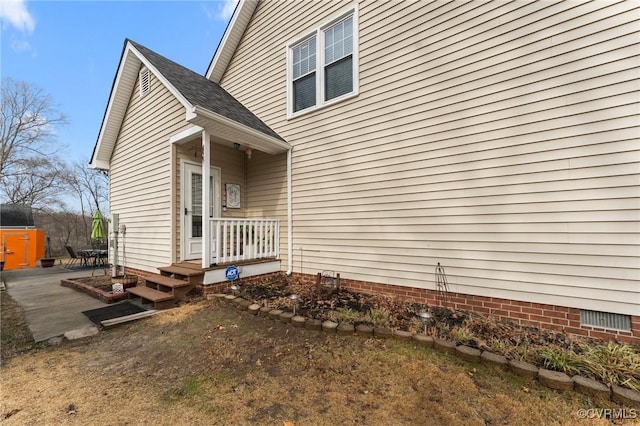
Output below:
[82,302,146,325]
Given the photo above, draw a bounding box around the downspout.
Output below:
[286,147,293,276]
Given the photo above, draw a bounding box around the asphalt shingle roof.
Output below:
[128,39,283,142]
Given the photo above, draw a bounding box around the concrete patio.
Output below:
[1,266,106,342]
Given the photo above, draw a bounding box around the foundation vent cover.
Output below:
[580,309,630,331]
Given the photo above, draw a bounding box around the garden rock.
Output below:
[64,326,99,340]
[355,324,373,337]
[248,304,261,315]
[456,345,481,362]
[291,316,306,327]
[322,320,338,333]
[611,385,640,408]
[306,318,322,330]
[509,359,538,379]
[206,293,226,300]
[374,327,393,338]
[480,351,508,369]
[572,375,610,400]
[239,299,253,308]
[538,368,573,391]
[412,334,434,347]
[268,309,283,320]
[394,330,412,340]
[337,323,355,335]
[434,338,457,355]
[280,312,294,323]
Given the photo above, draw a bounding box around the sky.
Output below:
[1,0,237,167]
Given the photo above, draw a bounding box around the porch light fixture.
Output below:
[233,143,240,150]
[418,311,431,334]
[245,148,252,159]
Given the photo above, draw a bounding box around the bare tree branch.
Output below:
[1,77,68,181]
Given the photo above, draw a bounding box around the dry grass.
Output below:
[0,291,40,365]
[1,296,625,425]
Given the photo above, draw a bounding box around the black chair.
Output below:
[64,246,91,268]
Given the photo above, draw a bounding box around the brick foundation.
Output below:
[290,272,640,344]
[331,274,640,344]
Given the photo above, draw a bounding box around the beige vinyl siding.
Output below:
[246,151,289,266]
[110,68,189,272]
[219,1,640,315]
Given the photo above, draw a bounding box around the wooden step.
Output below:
[157,265,204,286]
[126,286,174,303]
[145,274,191,288]
[158,265,203,277]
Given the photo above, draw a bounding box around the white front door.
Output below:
[182,162,221,261]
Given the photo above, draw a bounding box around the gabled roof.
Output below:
[206,0,258,83]
[90,37,287,170]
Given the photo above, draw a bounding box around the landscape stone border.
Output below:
[209,294,640,408]
[61,278,128,304]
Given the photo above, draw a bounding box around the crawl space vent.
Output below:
[580,309,631,331]
[139,67,150,96]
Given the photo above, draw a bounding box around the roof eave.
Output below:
[90,41,140,171]
[205,0,258,83]
[90,40,194,171]
[189,105,290,154]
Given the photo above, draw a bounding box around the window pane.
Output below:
[325,55,352,101]
[294,72,316,112]
[324,16,353,65]
[292,36,316,79]
[191,174,202,238]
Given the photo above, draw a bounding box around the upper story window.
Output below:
[288,6,358,118]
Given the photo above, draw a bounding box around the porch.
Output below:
[172,126,292,274]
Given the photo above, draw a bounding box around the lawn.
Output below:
[0,291,621,425]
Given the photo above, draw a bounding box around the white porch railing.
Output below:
[210,218,279,265]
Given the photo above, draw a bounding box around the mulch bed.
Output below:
[225,273,640,394]
[61,275,128,304]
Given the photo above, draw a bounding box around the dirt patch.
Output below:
[1,297,618,425]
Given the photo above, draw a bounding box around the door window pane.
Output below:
[190,173,215,238]
[191,174,202,238]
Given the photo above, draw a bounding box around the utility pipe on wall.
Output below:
[286,147,293,276]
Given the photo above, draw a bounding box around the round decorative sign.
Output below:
[225,265,239,281]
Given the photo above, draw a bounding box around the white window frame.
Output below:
[286,5,359,119]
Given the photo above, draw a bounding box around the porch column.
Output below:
[202,130,211,269]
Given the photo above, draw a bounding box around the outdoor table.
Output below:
[77,249,108,268]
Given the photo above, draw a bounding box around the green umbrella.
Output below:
[91,210,104,242]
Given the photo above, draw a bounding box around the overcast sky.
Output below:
[1,0,237,167]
